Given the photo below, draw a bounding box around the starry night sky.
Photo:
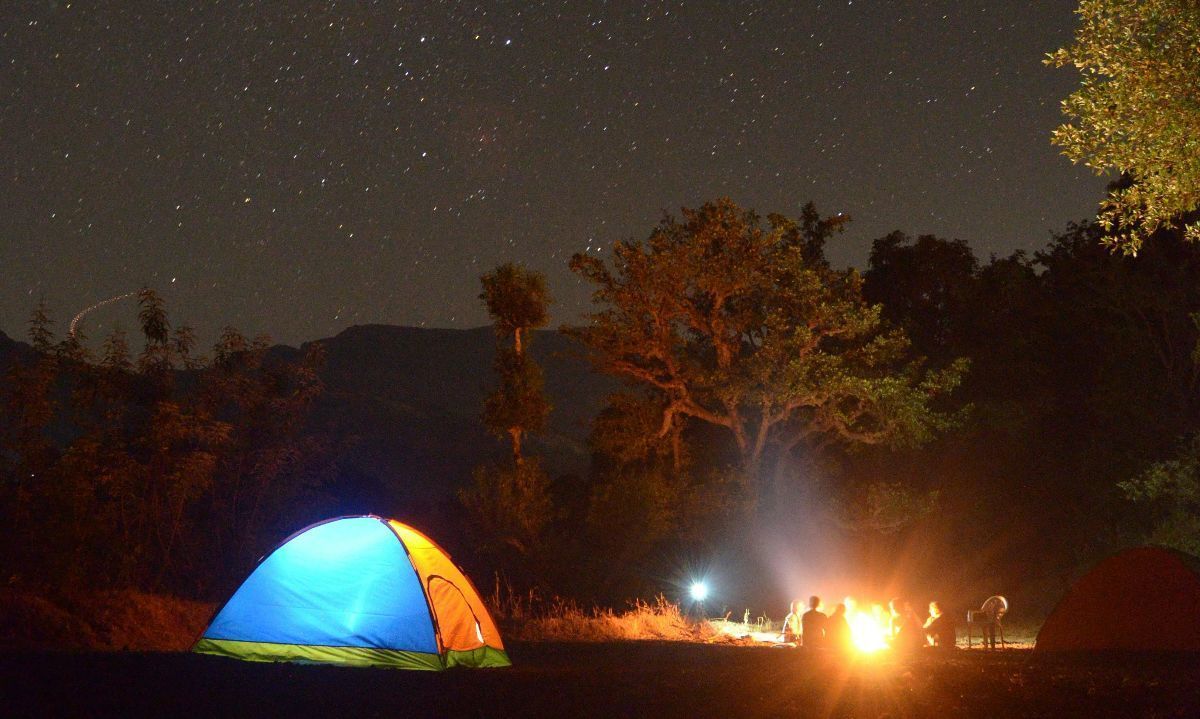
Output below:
[2,1,1106,346]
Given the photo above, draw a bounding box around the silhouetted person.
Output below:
[923,601,955,649]
[826,603,853,652]
[888,598,903,641]
[889,598,923,651]
[782,600,802,643]
[801,595,827,649]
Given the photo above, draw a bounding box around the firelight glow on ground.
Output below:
[712,603,892,654]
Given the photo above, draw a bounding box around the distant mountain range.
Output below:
[0,324,616,513]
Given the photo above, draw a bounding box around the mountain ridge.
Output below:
[0,323,614,514]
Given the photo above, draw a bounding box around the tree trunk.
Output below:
[509,426,524,466]
[671,422,683,473]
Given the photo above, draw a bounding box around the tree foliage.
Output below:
[581,391,748,593]
[855,218,1200,594]
[833,481,940,536]
[1048,0,1200,252]
[864,232,979,362]
[0,289,328,594]
[459,457,556,556]
[483,349,549,465]
[568,198,966,499]
[479,262,551,355]
[1120,434,1200,556]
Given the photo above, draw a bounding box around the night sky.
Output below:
[2,1,1106,347]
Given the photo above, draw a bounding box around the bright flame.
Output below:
[848,604,890,653]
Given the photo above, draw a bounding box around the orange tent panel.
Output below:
[389,521,505,653]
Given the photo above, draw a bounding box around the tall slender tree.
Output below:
[479,263,551,465]
[461,263,555,559]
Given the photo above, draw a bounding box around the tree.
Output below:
[28,299,55,353]
[198,327,328,575]
[0,291,329,592]
[1036,221,1200,442]
[864,232,979,362]
[460,264,555,563]
[101,328,133,373]
[1120,434,1200,556]
[568,198,966,501]
[580,392,747,596]
[0,304,62,541]
[1048,0,1200,252]
[459,458,555,556]
[479,262,550,357]
[833,481,940,536]
[479,263,551,464]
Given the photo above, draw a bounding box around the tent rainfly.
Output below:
[1035,546,1200,652]
[194,515,510,669]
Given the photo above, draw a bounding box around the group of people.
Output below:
[780,595,956,651]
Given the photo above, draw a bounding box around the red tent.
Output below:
[1035,546,1200,651]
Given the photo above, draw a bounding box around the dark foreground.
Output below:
[3,641,1199,718]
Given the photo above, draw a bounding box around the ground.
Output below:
[3,642,1199,718]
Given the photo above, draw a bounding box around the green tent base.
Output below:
[194,637,511,670]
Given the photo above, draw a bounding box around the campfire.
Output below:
[710,595,896,652]
[846,602,890,653]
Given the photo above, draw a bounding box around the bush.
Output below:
[0,589,214,651]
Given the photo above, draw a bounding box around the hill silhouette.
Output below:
[290,325,612,514]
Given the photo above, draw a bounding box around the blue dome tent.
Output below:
[193,516,510,670]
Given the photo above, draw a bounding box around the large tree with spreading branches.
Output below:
[568,199,965,501]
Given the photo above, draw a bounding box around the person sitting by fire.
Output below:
[887,598,903,638]
[781,600,803,644]
[888,598,924,651]
[825,603,853,652]
[801,595,827,649]
[923,601,955,649]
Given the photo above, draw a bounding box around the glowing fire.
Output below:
[848,604,890,653]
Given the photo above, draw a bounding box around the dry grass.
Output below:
[487,578,716,643]
[501,595,716,643]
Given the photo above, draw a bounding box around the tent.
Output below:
[1035,546,1200,652]
[193,515,510,669]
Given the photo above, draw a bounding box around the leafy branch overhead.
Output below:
[1048,0,1200,252]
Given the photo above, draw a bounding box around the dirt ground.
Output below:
[2,642,1199,718]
